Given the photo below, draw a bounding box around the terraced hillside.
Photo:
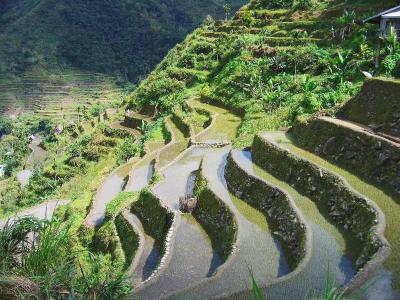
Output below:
[83,81,398,299]
[0,0,246,80]
[127,0,399,146]
[0,70,130,120]
[2,0,400,299]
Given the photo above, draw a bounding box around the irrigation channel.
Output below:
[0,200,70,227]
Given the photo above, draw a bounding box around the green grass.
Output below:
[188,98,241,142]
[230,193,270,233]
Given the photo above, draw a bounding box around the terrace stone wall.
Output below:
[291,117,400,196]
[225,152,307,268]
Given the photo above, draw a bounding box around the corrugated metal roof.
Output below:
[364,5,400,23]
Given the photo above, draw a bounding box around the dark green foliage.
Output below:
[0,216,131,299]
[115,213,139,270]
[0,117,11,137]
[131,189,173,252]
[115,137,138,165]
[251,0,294,9]
[0,0,246,80]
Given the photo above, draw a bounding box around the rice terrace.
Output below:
[1,0,400,299]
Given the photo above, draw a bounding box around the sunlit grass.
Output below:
[188,98,241,142]
[230,193,270,233]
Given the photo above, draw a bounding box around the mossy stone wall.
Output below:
[131,189,173,254]
[291,117,400,197]
[122,116,149,131]
[115,213,140,270]
[193,170,238,260]
[225,152,306,268]
[252,134,383,268]
[92,221,125,267]
[338,78,400,138]
[171,113,191,138]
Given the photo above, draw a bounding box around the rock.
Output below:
[323,137,336,155]
[235,191,243,198]
[356,257,366,268]
[179,196,197,213]
[368,122,383,131]
[378,152,391,166]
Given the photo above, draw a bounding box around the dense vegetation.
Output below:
[1,0,400,298]
[0,0,245,81]
[127,0,400,146]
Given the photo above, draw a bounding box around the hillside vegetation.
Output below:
[0,0,245,81]
[127,0,399,146]
[1,0,400,299]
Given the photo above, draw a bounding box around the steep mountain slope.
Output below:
[127,0,398,146]
[0,0,245,81]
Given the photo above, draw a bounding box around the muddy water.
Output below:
[135,147,223,299]
[16,170,33,187]
[86,161,134,227]
[276,132,400,300]
[0,200,70,226]
[124,212,160,285]
[125,156,155,192]
[187,99,241,144]
[233,149,356,299]
[135,213,223,300]
[171,148,290,299]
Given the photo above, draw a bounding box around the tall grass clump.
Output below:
[0,216,132,299]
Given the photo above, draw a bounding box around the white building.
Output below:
[364,5,400,38]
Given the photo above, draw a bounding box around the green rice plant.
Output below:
[250,269,265,300]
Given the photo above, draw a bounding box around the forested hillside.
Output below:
[0,0,245,81]
[1,0,400,299]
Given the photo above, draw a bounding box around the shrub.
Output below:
[294,0,318,10]
[115,137,138,164]
[381,52,400,77]
[253,0,294,9]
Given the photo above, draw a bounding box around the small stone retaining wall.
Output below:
[115,213,140,270]
[131,189,174,255]
[171,113,191,138]
[193,167,238,260]
[225,152,307,268]
[252,134,387,270]
[291,117,400,196]
[123,115,146,131]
